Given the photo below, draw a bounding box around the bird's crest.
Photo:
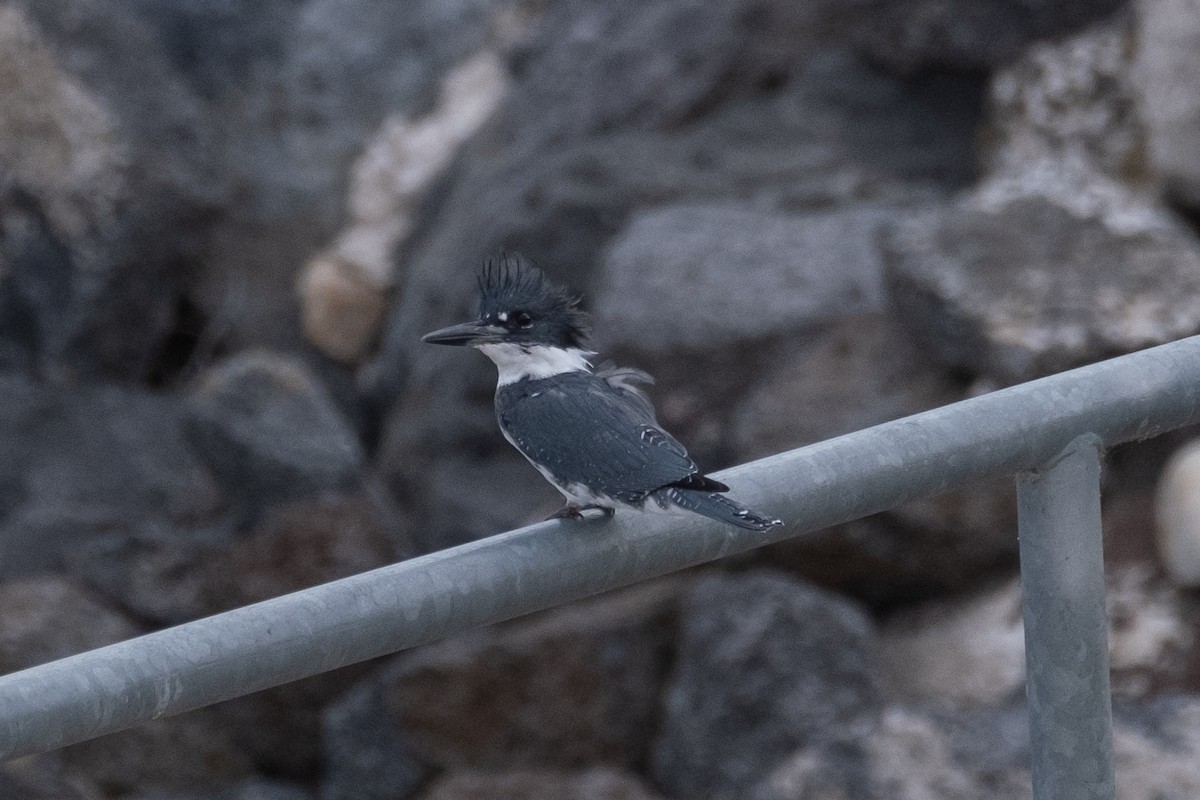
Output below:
[477,253,590,348]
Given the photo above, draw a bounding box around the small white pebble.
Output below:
[1155,439,1200,587]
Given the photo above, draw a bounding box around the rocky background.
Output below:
[2,0,1200,798]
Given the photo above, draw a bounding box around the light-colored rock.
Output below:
[755,705,1032,800]
[880,566,1195,705]
[880,579,1026,706]
[300,51,508,363]
[0,6,124,241]
[1114,697,1200,800]
[986,21,1142,181]
[1155,439,1200,586]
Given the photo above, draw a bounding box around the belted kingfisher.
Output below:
[422,254,782,531]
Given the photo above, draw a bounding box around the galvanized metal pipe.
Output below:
[1018,435,1115,800]
[1,335,1199,760]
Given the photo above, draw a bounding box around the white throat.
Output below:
[477,343,593,385]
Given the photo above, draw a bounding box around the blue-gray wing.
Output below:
[496,371,699,503]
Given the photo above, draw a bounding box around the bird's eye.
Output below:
[513,311,533,329]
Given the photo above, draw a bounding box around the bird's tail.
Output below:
[658,487,782,532]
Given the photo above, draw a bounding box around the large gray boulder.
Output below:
[884,190,1200,383]
[653,571,882,800]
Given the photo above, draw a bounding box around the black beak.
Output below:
[420,320,504,346]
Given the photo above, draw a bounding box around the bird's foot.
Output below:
[546,504,615,521]
[547,504,584,520]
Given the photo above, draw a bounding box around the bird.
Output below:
[421,253,782,532]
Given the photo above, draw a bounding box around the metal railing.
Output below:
[3,336,1200,799]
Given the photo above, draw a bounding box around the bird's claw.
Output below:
[546,504,615,521]
[547,505,584,520]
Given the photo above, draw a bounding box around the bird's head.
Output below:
[422,254,590,351]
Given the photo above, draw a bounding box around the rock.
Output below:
[755,704,1033,800]
[729,313,958,461]
[0,758,102,800]
[301,50,508,364]
[984,20,1142,181]
[0,376,224,578]
[759,696,1200,800]
[169,0,502,351]
[0,1,222,380]
[385,579,679,769]
[1106,565,1195,698]
[213,670,377,784]
[226,494,402,605]
[67,489,403,628]
[324,578,681,791]
[1155,439,1200,587]
[63,523,234,625]
[652,571,881,800]
[738,492,1018,609]
[61,709,256,798]
[417,767,664,800]
[185,352,365,515]
[1115,695,1200,800]
[0,576,139,672]
[320,681,428,800]
[130,779,312,800]
[594,204,893,357]
[883,186,1200,383]
[1132,0,1200,207]
[845,0,1126,73]
[727,313,1020,605]
[878,566,1196,706]
[879,579,1027,706]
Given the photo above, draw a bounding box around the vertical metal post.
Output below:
[1016,433,1114,800]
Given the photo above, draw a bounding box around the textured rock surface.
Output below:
[0,759,101,800]
[321,578,681,797]
[185,352,365,514]
[729,313,958,459]
[884,194,1200,382]
[755,704,1033,800]
[0,576,139,672]
[0,2,221,380]
[0,375,224,578]
[418,768,664,800]
[985,20,1141,180]
[65,490,400,627]
[880,566,1197,706]
[1133,0,1200,207]
[61,709,257,797]
[320,681,428,800]
[594,205,894,356]
[653,571,882,799]
[383,579,680,769]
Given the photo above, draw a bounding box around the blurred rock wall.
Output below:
[2,0,1200,798]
